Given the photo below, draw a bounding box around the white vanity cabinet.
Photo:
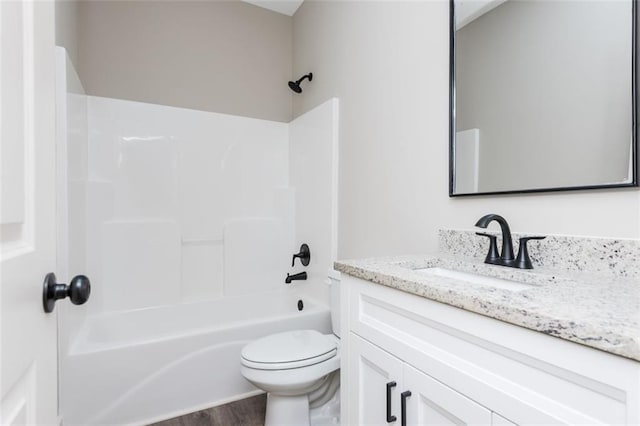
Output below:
[347,333,403,425]
[404,363,492,425]
[349,333,492,425]
[341,275,640,425]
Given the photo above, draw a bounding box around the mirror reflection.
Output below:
[451,0,637,195]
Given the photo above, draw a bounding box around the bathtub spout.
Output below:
[285,272,307,284]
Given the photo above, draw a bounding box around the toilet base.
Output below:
[265,394,310,426]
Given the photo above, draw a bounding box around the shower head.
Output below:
[288,73,313,94]
[288,80,303,93]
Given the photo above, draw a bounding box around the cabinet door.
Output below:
[403,364,492,426]
[348,333,404,425]
[492,413,518,425]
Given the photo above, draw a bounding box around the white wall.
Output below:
[292,0,640,259]
[86,97,290,313]
[82,95,340,315]
[77,0,293,122]
[55,47,88,354]
[289,98,339,299]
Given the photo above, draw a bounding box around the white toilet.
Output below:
[240,274,341,426]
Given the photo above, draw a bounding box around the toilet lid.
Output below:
[241,330,337,370]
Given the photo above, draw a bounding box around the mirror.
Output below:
[450,0,638,196]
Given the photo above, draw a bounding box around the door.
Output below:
[348,333,404,425]
[403,364,492,426]
[1,1,58,424]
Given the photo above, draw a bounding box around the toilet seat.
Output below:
[241,330,337,370]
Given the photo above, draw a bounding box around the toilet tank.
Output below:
[328,270,341,338]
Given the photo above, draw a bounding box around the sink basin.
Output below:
[413,267,533,291]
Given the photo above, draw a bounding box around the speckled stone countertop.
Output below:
[335,236,640,361]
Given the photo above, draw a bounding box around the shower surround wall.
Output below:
[55,47,89,357]
[289,98,339,299]
[86,97,291,312]
[82,97,338,315]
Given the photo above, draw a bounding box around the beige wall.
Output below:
[77,0,293,122]
[292,0,640,259]
[55,0,80,70]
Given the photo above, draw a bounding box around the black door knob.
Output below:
[42,272,91,313]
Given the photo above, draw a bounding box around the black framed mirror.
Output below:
[449,0,638,196]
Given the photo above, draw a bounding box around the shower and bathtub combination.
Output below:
[55,48,340,425]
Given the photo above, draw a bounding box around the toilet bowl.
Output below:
[240,272,341,426]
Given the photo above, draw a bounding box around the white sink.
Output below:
[413,267,533,291]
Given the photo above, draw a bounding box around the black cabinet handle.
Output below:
[386,381,397,423]
[401,390,411,426]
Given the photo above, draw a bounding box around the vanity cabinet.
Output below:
[404,363,492,425]
[341,275,640,425]
[349,333,492,425]
[347,333,402,425]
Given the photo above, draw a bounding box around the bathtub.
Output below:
[60,291,331,426]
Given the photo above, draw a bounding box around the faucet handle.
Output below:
[515,236,546,269]
[292,244,311,267]
[476,232,500,265]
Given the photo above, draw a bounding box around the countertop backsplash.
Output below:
[439,229,640,280]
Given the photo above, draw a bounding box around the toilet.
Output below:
[240,273,341,426]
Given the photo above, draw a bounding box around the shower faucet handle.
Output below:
[291,243,311,267]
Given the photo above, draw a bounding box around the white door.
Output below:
[403,364,492,426]
[1,0,58,424]
[348,333,404,426]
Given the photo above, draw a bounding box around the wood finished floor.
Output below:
[148,394,267,426]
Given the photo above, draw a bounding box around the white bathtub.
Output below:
[60,292,331,426]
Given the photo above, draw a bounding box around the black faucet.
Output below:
[474,214,546,269]
[285,271,307,284]
[475,214,515,266]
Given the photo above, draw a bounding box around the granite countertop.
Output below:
[334,254,640,362]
